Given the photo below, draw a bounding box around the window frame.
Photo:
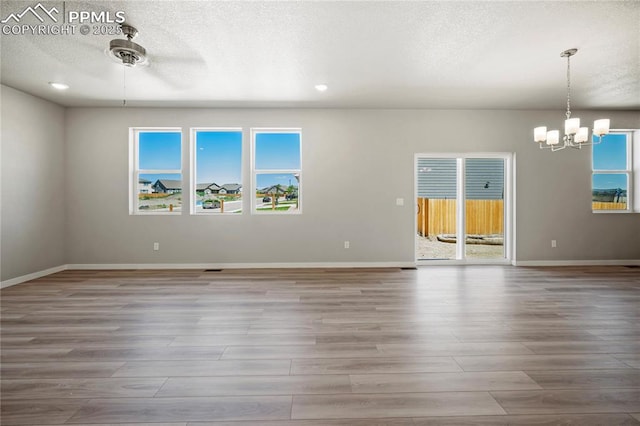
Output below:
[190,127,244,215]
[591,130,634,213]
[250,128,302,215]
[414,152,513,265]
[129,127,183,215]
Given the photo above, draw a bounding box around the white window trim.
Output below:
[592,130,635,213]
[250,128,302,215]
[129,127,183,215]
[190,127,244,215]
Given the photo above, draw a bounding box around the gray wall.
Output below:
[1,86,66,281]
[63,107,640,265]
[1,86,638,282]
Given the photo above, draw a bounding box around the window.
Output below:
[191,129,243,214]
[130,128,182,214]
[592,131,634,212]
[251,129,301,214]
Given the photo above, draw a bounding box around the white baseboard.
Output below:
[65,261,417,270]
[1,265,67,289]
[3,260,637,288]
[512,259,640,266]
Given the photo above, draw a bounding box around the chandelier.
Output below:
[533,48,610,151]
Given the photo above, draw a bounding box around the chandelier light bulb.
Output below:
[534,126,547,142]
[594,119,610,136]
[575,127,589,143]
[564,118,580,135]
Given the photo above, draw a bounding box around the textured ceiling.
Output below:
[1,0,639,109]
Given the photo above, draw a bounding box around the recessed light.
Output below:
[315,84,328,92]
[49,82,69,90]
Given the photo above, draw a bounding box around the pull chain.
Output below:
[122,65,127,107]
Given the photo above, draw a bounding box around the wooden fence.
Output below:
[592,202,627,210]
[417,198,504,237]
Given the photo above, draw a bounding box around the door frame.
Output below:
[414,152,514,265]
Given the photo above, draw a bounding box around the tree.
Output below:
[268,184,285,206]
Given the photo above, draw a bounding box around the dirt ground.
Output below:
[416,235,504,260]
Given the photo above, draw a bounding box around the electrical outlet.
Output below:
[344,241,350,249]
[396,198,404,206]
[551,240,557,248]
[153,242,160,251]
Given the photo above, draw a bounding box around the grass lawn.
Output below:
[257,206,291,211]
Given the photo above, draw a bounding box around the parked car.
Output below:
[285,193,298,200]
[262,196,271,203]
[202,199,221,209]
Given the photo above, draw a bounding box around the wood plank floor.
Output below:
[1,266,639,425]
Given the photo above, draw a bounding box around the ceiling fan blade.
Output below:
[21,32,121,80]
[143,55,208,90]
[123,20,209,90]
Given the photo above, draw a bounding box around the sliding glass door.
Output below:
[416,154,511,263]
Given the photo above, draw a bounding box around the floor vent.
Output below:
[205,269,223,272]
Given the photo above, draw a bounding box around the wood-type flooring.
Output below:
[1,266,639,425]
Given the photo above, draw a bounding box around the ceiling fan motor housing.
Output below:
[109,25,147,67]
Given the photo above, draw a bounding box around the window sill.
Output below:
[131,212,182,216]
[592,210,638,214]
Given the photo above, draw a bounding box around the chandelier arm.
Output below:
[572,138,603,147]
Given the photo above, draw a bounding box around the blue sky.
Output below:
[139,132,181,170]
[593,133,627,170]
[257,173,299,189]
[592,133,627,190]
[592,174,627,191]
[196,131,242,184]
[139,131,301,188]
[255,133,300,170]
[255,133,300,188]
[139,132,182,182]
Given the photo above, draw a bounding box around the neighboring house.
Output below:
[196,183,220,195]
[196,183,213,191]
[196,183,241,195]
[261,185,294,195]
[220,183,242,194]
[153,179,182,194]
[138,178,152,194]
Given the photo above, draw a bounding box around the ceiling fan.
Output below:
[105,22,207,92]
[20,16,207,102]
[108,24,148,67]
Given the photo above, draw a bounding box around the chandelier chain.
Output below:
[566,54,571,119]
